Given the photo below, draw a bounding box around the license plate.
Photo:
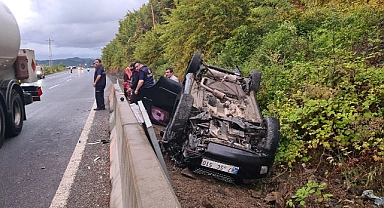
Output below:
[201,158,239,174]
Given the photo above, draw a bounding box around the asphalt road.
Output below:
[0,69,109,208]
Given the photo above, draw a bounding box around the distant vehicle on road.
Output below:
[36,66,45,79]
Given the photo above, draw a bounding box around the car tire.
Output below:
[261,116,280,155]
[5,89,24,137]
[169,94,194,132]
[250,70,261,93]
[0,104,5,148]
[186,52,202,74]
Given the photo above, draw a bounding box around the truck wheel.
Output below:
[261,117,280,156]
[186,52,202,74]
[0,104,5,148]
[5,89,24,137]
[250,70,261,93]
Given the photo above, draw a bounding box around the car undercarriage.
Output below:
[161,52,280,183]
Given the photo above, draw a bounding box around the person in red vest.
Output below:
[123,63,135,101]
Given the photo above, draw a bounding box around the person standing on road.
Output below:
[134,61,155,101]
[165,67,179,82]
[93,59,106,110]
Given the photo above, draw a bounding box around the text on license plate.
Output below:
[201,158,239,174]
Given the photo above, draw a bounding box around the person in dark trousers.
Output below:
[134,61,155,102]
[126,62,140,103]
[93,59,106,110]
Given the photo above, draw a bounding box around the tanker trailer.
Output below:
[0,1,43,148]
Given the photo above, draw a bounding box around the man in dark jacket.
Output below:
[93,59,106,110]
[134,61,155,102]
[127,62,140,103]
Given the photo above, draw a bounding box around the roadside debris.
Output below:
[361,190,384,206]
[100,139,110,144]
[130,103,144,124]
[181,168,196,179]
[94,156,100,162]
[265,192,279,203]
[88,139,110,145]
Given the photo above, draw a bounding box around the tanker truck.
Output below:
[0,1,43,148]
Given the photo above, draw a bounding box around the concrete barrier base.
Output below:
[109,84,180,208]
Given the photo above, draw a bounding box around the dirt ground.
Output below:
[159,129,383,208]
[151,113,383,208]
[109,73,383,208]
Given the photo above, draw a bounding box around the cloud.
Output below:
[2,0,147,60]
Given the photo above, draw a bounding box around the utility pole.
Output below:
[46,39,54,66]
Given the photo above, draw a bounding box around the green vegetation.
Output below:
[103,0,384,195]
[42,63,67,75]
[286,180,333,207]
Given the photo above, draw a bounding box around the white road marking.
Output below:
[49,84,59,89]
[66,79,72,82]
[49,102,97,208]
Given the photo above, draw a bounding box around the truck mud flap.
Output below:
[23,93,33,105]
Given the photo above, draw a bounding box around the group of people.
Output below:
[123,62,179,103]
[91,59,179,111]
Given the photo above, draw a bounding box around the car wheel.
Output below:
[0,103,5,148]
[5,89,24,137]
[249,70,261,93]
[261,116,280,155]
[186,52,202,74]
[169,94,194,132]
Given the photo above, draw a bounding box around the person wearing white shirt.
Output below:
[165,67,179,82]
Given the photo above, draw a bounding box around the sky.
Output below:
[2,0,147,60]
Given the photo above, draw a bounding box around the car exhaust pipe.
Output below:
[200,77,227,99]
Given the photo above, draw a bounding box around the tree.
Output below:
[160,0,257,72]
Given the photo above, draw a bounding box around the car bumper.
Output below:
[188,143,275,179]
